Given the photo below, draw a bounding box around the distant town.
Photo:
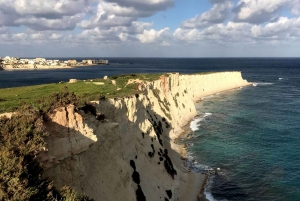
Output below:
[0,56,109,70]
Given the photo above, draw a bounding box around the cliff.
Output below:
[39,72,250,201]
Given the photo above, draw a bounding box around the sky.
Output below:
[0,0,300,57]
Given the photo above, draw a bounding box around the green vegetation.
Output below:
[0,73,168,200]
[0,73,164,113]
[0,102,93,200]
[111,73,164,88]
[0,73,167,200]
[0,74,169,201]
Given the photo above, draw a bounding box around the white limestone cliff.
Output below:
[40,72,250,201]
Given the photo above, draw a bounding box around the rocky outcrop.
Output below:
[0,113,13,118]
[41,72,250,201]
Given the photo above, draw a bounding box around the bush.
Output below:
[0,102,93,201]
[34,87,78,114]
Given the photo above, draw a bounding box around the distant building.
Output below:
[35,58,46,63]
[28,60,35,64]
[98,60,109,65]
[82,59,109,65]
[68,60,77,66]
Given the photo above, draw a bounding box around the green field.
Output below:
[0,73,164,113]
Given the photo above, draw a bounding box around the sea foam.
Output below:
[190,113,212,131]
[252,82,273,86]
[204,176,228,201]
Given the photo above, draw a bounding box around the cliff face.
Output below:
[41,72,250,201]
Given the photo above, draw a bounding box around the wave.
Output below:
[190,113,212,131]
[190,118,202,132]
[188,113,227,201]
[204,191,220,201]
[203,175,229,201]
[204,112,212,117]
[252,82,274,87]
[184,152,214,173]
[185,154,226,201]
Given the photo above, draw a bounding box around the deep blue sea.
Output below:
[1,58,300,201]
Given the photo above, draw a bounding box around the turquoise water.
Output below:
[186,76,300,200]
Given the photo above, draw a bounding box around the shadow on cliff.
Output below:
[93,94,188,201]
[40,107,98,170]
[42,95,189,201]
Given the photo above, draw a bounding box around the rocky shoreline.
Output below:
[0,72,251,201]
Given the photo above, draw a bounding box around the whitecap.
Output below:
[279,78,284,80]
[204,192,228,201]
[190,113,212,131]
[252,82,273,86]
[190,118,202,131]
[204,176,228,201]
[184,153,213,173]
[204,192,219,201]
[204,112,212,118]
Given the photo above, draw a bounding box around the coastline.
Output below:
[0,72,251,201]
[174,84,252,201]
[0,63,101,70]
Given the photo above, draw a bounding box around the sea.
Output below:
[1,58,300,201]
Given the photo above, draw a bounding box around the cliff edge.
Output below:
[39,72,250,201]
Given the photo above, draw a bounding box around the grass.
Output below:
[0,73,166,200]
[0,73,164,113]
[0,105,93,200]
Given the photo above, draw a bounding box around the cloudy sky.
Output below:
[0,0,300,57]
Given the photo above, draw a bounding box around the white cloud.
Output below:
[104,0,174,13]
[0,0,90,30]
[78,3,135,29]
[175,22,253,43]
[15,14,83,31]
[251,17,300,39]
[290,0,300,15]
[78,0,173,29]
[181,1,232,29]
[12,33,27,40]
[137,28,170,43]
[233,0,288,24]
[1,0,300,57]
[30,33,48,40]
[174,28,201,42]
[13,0,91,18]
[209,0,234,3]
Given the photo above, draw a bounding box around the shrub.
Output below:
[0,100,93,201]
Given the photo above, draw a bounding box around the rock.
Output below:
[69,79,77,83]
[104,75,108,80]
[93,82,104,85]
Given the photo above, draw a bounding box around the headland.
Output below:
[0,56,109,70]
[0,72,251,201]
